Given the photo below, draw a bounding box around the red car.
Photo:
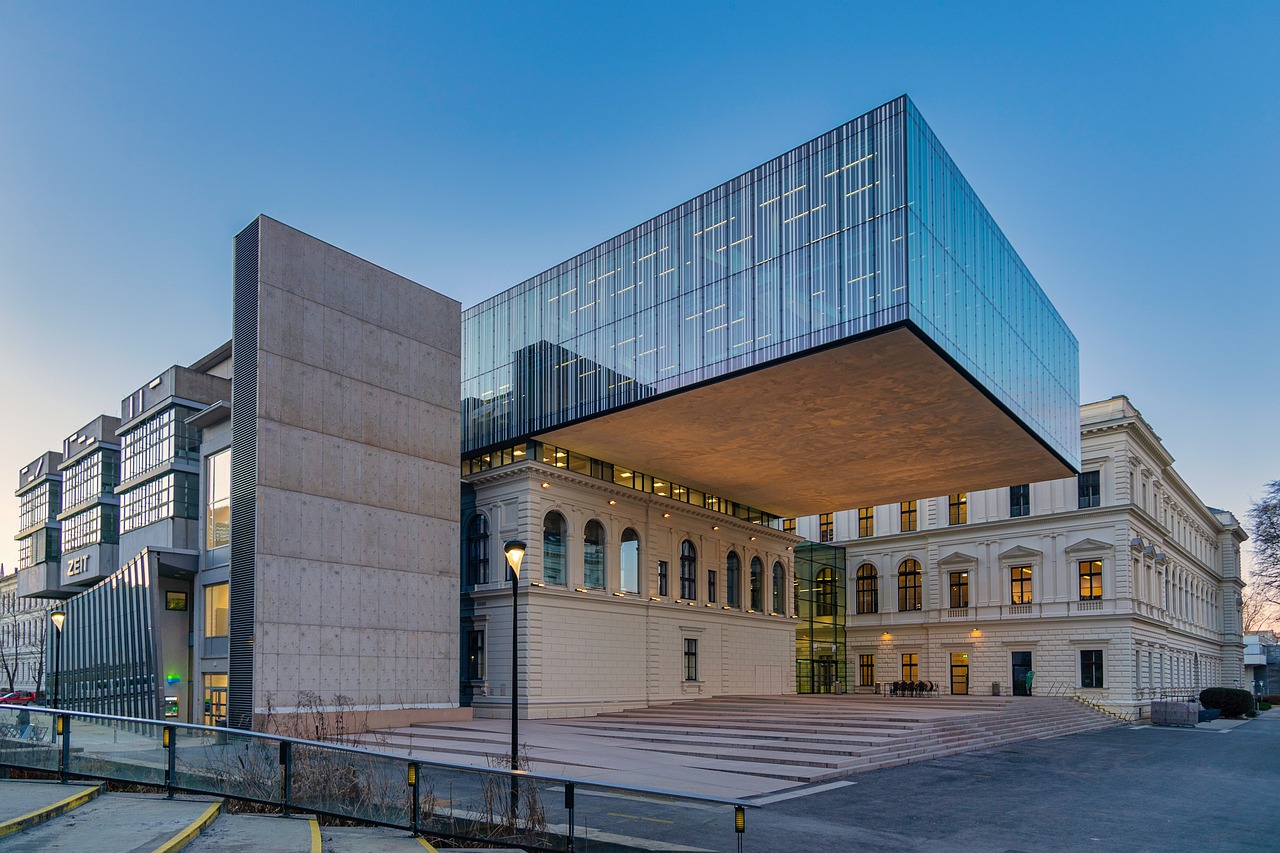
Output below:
[0,691,43,705]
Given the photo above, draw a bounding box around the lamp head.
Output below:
[50,610,66,632]
[504,540,527,576]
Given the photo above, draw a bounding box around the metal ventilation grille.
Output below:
[228,218,259,730]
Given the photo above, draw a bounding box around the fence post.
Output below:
[58,714,70,784]
[409,763,420,836]
[280,741,292,817]
[565,782,575,853]
[164,726,175,798]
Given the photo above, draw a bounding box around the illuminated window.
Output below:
[465,513,489,586]
[858,507,874,538]
[1079,560,1102,600]
[680,540,697,599]
[855,564,878,614]
[819,513,834,542]
[897,560,922,611]
[466,629,485,680]
[816,567,838,617]
[204,583,229,638]
[1010,484,1030,518]
[900,501,917,532]
[902,653,919,681]
[782,518,796,535]
[859,654,875,687]
[1010,566,1033,604]
[949,571,969,608]
[206,448,231,549]
[949,493,968,525]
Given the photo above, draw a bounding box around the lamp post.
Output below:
[50,610,66,710]
[503,539,526,822]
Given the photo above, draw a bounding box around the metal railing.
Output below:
[0,705,751,852]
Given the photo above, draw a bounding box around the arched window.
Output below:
[817,567,838,617]
[725,551,741,608]
[898,559,922,611]
[855,564,878,614]
[620,528,640,594]
[464,513,489,586]
[750,557,764,611]
[543,512,567,585]
[772,562,785,613]
[584,520,606,589]
[680,540,697,600]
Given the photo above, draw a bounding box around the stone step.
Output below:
[0,790,222,852]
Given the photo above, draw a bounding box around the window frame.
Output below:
[679,540,697,600]
[1010,565,1033,605]
[897,559,922,611]
[1078,559,1103,601]
[1078,471,1101,509]
[900,500,917,532]
[1080,649,1104,688]
[684,638,698,681]
[949,570,970,609]
[857,507,874,538]
[949,493,968,525]
[1009,484,1030,518]
[855,563,878,615]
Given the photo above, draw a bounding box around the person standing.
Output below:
[1025,668,1036,696]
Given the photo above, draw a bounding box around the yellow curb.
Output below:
[415,836,440,852]
[309,816,322,853]
[0,782,104,839]
[150,800,223,853]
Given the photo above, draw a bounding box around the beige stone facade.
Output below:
[463,461,799,718]
[815,397,1247,718]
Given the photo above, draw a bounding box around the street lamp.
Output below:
[503,539,526,823]
[50,610,66,710]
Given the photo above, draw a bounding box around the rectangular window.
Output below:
[859,654,875,687]
[658,560,669,597]
[782,518,796,535]
[819,513,834,542]
[707,569,717,604]
[858,507,874,538]
[1078,560,1102,600]
[1078,471,1101,509]
[1010,484,1030,518]
[466,629,485,680]
[684,638,698,681]
[949,493,968,525]
[206,449,231,550]
[1010,566,1033,604]
[1081,650,1104,688]
[900,500,917,532]
[949,571,969,608]
[902,653,918,681]
[204,583,229,638]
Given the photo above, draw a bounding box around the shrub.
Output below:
[1263,694,1280,705]
[1199,687,1254,718]
[1259,702,1272,711]
[1246,710,1259,718]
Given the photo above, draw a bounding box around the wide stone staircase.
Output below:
[355,694,1122,796]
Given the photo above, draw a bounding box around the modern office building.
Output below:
[457,95,1081,718]
[15,94,1099,727]
[802,397,1247,718]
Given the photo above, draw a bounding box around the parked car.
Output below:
[0,691,44,705]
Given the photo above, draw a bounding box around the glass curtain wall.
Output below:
[794,543,846,693]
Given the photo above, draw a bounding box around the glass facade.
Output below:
[461,95,1079,474]
[18,481,60,533]
[120,407,200,482]
[794,543,846,693]
[206,449,231,550]
[62,504,118,551]
[119,472,199,533]
[62,451,119,511]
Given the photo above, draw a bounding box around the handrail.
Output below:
[0,703,752,852]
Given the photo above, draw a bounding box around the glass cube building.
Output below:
[461,96,1078,517]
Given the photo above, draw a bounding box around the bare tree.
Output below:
[0,607,16,694]
[1242,582,1280,633]
[1247,480,1280,601]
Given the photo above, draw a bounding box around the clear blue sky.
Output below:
[1,2,1276,573]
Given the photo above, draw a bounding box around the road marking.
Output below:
[749,780,855,804]
[607,811,675,824]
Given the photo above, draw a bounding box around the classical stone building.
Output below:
[806,397,1247,718]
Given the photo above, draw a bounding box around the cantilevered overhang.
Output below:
[538,325,1076,518]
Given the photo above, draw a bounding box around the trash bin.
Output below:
[991,681,1001,696]
[833,681,844,694]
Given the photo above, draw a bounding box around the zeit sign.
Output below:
[66,555,92,577]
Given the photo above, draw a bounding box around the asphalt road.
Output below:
[751,713,1280,852]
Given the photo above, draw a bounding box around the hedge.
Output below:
[1199,687,1254,718]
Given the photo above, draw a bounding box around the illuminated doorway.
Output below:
[950,652,970,695]
[203,674,228,726]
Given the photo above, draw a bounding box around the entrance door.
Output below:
[1012,651,1033,696]
[950,652,970,695]
[815,657,836,693]
[203,674,228,726]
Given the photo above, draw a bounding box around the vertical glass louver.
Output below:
[461,95,1080,471]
